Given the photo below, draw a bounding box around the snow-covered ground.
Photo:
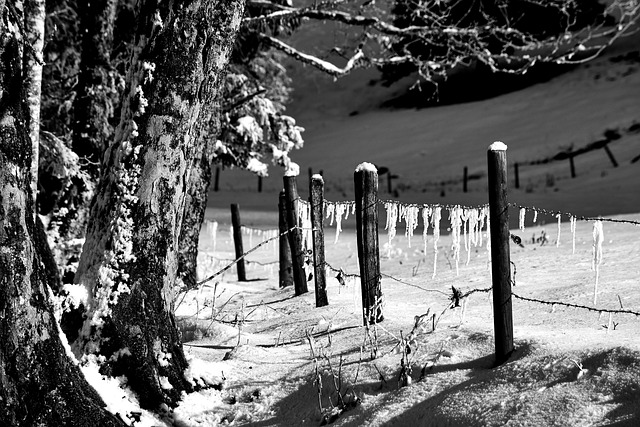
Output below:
[171,209,640,426]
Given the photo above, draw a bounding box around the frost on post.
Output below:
[592,220,604,305]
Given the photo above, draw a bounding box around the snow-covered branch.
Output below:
[260,34,366,77]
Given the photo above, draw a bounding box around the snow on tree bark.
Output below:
[24,0,45,205]
[74,0,246,409]
[0,4,125,425]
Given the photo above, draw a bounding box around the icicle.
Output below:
[249,228,253,247]
[402,205,420,247]
[478,206,487,247]
[449,206,463,275]
[384,201,399,256]
[351,202,356,216]
[570,216,577,255]
[422,206,431,259]
[556,213,562,247]
[326,201,335,226]
[533,210,538,224]
[432,206,442,278]
[592,220,604,305]
[334,203,346,244]
[519,208,526,232]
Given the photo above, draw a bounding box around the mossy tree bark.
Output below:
[74,0,246,409]
[0,3,125,425]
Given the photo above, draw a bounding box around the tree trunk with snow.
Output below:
[24,0,45,204]
[74,0,246,409]
[0,4,125,425]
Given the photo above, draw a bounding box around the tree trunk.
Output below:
[72,0,118,177]
[24,0,45,204]
[178,137,216,291]
[0,4,125,425]
[74,0,246,409]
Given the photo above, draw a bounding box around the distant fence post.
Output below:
[355,163,383,325]
[278,190,293,288]
[569,153,576,178]
[463,166,468,193]
[603,144,619,168]
[310,175,328,307]
[258,176,263,193]
[283,175,308,296]
[230,203,247,281]
[514,162,520,189]
[214,167,220,191]
[487,142,514,366]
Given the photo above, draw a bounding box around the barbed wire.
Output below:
[509,203,640,226]
[512,293,640,316]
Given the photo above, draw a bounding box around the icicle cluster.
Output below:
[382,201,489,278]
[400,205,420,247]
[384,202,399,256]
[297,200,313,250]
[325,201,355,243]
[592,220,604,305]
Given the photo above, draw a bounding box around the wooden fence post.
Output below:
[603,145,619,167]
[278,190,293,288]
[463,166,468,193]
[355,163,383,325]
[310,175,328,307]
[230,203,247,281]
[514,162,520,189]
[569,154,576,178]
[258,176,263,193]
[487,142,514,365]
[283,175,308,296]
[214,167,220,191]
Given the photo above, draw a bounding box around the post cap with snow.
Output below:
[488,141,507,151]
[355,162,377,173]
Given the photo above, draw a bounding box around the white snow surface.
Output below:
[354,162,377,173]
[488,140,507,151]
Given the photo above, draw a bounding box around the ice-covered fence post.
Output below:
[487,142,514,365]
[278,190,293,288]
[230,203,247,281]
[514,162,520,189]
[283,174,308,296]
[463,166,468,193]
[310,175,328,307]
[355,163,384,325]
